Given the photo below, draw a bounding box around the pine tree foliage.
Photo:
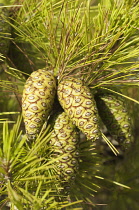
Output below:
[0,0,139,209]
[10,0,139,84]
[0,116,84,209]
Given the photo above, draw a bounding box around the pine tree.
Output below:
[0,0,139,209]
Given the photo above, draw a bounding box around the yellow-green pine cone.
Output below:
[95,91,132,148]
[22,69,56,139]
[57,77,100,141]
[0,4,11,57]
[50,112,80,190]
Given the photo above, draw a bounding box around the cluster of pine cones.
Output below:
[0,4,133,192]
[22,69,132,190]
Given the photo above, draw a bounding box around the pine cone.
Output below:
[95,90,132,148]
[57,77,100,141]
[50,112,80,190]
[22,69,56,139]
[0,4,11,58]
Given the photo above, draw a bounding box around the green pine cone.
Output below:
[0,4,11,57]
[95,90,132,148]
[57,77,100,141]
[22,69,56,139]
[50,112,80,190]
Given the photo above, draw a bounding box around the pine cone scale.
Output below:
[22,69,56,139]
[95,90,132,148]
[50,112,80,187]
[58,78,100,140]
